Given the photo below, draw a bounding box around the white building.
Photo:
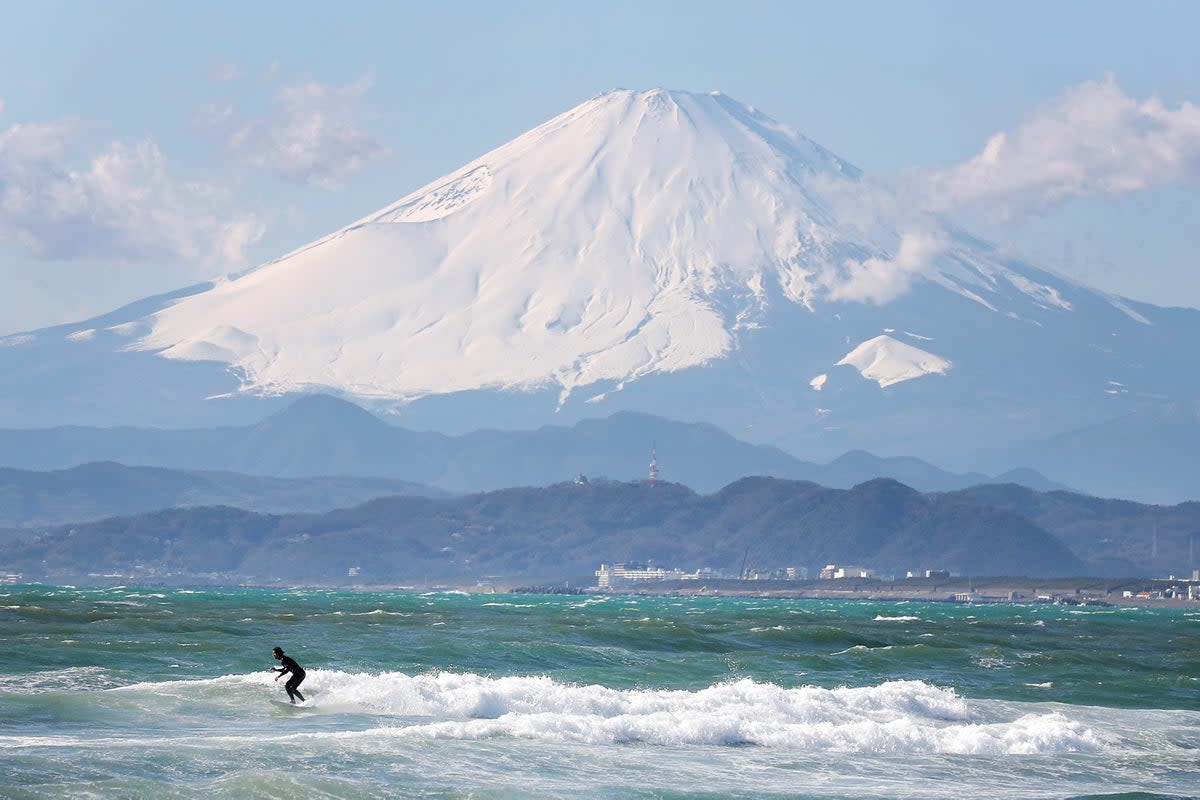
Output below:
[595,562,677,588]
[821,564,871,580]
[681,567,722,581]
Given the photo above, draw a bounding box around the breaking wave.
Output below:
[121,671,1104,755]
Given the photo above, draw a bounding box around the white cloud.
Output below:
[924,76,1200,220]
[813,76,1200,307]
[0,119,264,266]
[827,231,947,305]
[216,73,390,189]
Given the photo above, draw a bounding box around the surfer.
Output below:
[271,646,306,703]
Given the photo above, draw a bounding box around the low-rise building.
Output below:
[595,562,674,588]
[820,564,871,580]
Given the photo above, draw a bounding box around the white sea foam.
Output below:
[974,656,1013,670]
[0,665,116,694]
[348,609,406,617]
[144,671,1102,755]
[831,644,896,656]
[874,615,921,622]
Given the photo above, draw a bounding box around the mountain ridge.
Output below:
[0,460,447,531]
[0,395,1071,496]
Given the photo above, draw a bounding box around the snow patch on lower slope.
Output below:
[158,325,263,366]
[837,335,952,387]
[1105,295,1152,325]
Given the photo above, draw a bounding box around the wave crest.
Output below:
[244,672,1099,754]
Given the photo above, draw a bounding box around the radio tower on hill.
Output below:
[648,444,659,486]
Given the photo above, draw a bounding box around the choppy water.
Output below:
[1,586,1197,799]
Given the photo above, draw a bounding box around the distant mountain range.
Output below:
[5,448,1194,583]
[0,395,1070,499]
[0,478,1095,585]
[984,403,1200,503]
[0,461,445,531]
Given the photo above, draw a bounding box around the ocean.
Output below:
[1,586,1197,799]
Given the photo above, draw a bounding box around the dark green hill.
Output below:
[952,483,1200,576]
[0,477,1085,585]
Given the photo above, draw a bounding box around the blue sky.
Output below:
[2,0,1198,334]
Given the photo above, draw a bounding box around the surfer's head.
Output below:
[272,647,284,658]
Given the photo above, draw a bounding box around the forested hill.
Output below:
[0,477,1087,584]
[949,483,1200,578]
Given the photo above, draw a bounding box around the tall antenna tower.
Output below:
[648,444,659,486]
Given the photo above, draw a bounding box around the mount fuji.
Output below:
[1,89,1197,497]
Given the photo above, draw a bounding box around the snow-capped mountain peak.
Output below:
[110,88,1191,457]
[133,89,919,403]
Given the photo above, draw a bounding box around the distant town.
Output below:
[591,561,1200,605]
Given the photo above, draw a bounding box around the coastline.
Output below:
[484,575,1198,609]
[577,576,1200,608]
[11,575,1200,608]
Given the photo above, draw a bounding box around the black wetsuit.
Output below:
[275,655,306,702]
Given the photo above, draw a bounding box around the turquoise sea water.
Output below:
[1,586,1198,799]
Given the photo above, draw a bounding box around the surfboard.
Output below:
[270,698,311,709]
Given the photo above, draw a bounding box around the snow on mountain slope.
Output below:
[836,335,951,388]
[134,89,1075,406]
